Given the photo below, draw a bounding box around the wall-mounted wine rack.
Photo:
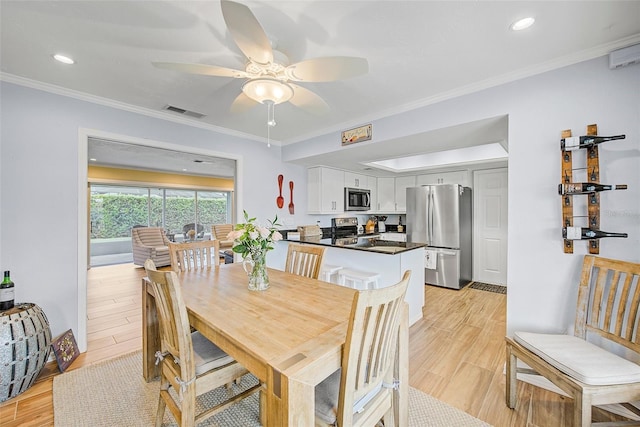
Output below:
[560,123,628,253]
[561,124,599,253]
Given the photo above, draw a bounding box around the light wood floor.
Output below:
[0,263,627,426]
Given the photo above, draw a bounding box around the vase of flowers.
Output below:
[227,211,282,291]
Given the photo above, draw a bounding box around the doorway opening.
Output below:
[77,128,243,352]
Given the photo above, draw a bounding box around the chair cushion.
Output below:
[514,332,640,385]
[191,331,235,376]
[315,369,341,424]
[314,368,386,424]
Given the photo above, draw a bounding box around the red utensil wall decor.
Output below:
[288,181,295,214]
[276,174,284,208]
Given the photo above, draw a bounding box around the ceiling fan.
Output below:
[153,0,368,117]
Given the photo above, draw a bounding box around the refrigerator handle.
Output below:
[428,190,433,243]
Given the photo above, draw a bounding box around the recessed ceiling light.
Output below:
[511,17,535,31]
[53,54,75,65]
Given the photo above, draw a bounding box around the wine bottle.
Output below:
[558,183,627,195]
[561,134,625,151]
[0,271,15,311]
[562,227,628,240]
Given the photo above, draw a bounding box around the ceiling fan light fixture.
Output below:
[242,78,293,104]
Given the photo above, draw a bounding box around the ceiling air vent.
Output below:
[163,105,206,119]
[609,43,640,69]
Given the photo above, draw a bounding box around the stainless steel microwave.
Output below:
[344,187,371,211]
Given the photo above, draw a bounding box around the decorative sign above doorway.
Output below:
[341,124,372,146]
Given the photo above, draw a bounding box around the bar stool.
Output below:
[338,269,381,290]
[320,265,343,284]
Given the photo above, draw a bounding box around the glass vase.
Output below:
[242,250,270,291]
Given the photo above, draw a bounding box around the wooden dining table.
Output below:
[142,263,408,426]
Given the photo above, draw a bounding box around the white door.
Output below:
[473,168,508,285]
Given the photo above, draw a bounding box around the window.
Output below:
[89,184,232,266]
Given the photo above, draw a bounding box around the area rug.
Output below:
[53,351,491,427]
[469,282,507,294]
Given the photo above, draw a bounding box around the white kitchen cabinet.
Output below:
[376,177,396,212]
[368,177,377,213]
[416,170,469,187]
[394,176,416,212]
[376,176,415,213]
[307,167,345,214]
[344,172,368,189]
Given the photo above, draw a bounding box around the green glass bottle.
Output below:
[0,270,15,311]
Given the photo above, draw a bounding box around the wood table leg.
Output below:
[282,373,315,427]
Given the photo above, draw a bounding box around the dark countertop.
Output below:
[283,234,425,255]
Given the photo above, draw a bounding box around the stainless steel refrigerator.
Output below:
[406,184,472,289]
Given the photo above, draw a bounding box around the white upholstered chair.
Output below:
[132,227,171,267]
[284,243,326,280]
[143,259,261,427]
[506,255,640,426]
[315,270,411,427]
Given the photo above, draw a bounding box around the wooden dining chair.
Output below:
[284,243,326,279]
[315,270,411,427]
[143,259,261,427]
[506,255,640,426]
[168,239,219,272]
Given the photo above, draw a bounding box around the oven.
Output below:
[331,217,358,239]
[344,187,371,211]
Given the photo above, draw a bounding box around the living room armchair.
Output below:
[131,227,171,267]
[212,224,234,250]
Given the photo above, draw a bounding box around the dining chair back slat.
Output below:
[168,240,219,273]
[285,243,325,279]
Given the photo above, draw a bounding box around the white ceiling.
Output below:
[2,1,639,174]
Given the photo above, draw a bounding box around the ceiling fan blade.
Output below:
[288,84,330,115]
[285,56,369,82]
[230,92,259,113]
[152,62,248,78]
[221,0,273,66]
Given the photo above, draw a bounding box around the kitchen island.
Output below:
[267,235,426,326]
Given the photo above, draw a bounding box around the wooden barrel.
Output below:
[0,303,52,402]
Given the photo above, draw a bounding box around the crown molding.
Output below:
[0,73,280,147]
[282,34,640,146]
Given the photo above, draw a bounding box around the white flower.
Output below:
[227,230,244,241]
[258,226,270,239]
[228,211,282,259]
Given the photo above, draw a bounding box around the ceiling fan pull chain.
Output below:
[266,103,271,148]
[267,101,276,127]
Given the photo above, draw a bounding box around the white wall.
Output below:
[1,55,638,351]
[0,82,315,349]
[283,55,640,336]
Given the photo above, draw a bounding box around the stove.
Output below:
[331,217,359,239]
